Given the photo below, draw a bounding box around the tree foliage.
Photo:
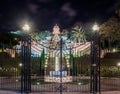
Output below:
[30,30,50,42]
[0,32,20,48]
[71,26,86,43]
[99,17,120,49]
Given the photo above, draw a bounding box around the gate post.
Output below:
[21,35,31,93]
[90,24,101,94]
[90,41,94,93]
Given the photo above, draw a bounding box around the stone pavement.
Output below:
[0,91,120,94]
[98,91,120,94]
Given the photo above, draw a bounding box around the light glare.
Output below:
[22,24,30,31]
[117,62,120,67]
[92,24,99,31]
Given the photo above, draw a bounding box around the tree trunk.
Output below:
[78,38,81,44]
[108,39,112,52]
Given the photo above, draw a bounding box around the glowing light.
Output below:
[44,64,47,68]
[19,63,22,67]
[92,23,99,31]
[66,54,70,59]
[37,82,40,85]
[66,59,69,62]
[78,82,82,85]
[67,62,69,65]
[16,79,19,82]
[113,48,116,52]
[44,54,49,58]
[45,62,48,64]
[22,24,30,32]
[67,65,70,67]
[117,62,120,67]
[10,30,22,35]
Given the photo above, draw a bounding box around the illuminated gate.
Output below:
[0,25,101,94]
[28,25,101,94]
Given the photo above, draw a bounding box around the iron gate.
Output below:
[0,44,22,92]
[30,39,92,93]
[0,25,101,94]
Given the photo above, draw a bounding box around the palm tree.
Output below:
[71,26,86,44]
[30,30,51,42]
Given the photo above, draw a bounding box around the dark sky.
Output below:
[0,0,120,31]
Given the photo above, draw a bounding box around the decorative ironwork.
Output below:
[0,25,94,94]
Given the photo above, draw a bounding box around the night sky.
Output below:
[0,0,120,31]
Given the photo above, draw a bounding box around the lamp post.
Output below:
[21,23,31,93]
[90,23,100,94]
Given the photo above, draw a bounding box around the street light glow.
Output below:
[22,24,30,32]
[92,24,99,31]
[117,62,120,67]
[19,63,22,67]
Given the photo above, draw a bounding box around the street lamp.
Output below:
[21,23,31,93]
[92,23,99,31]
[117,62,120,67]
[22,24,30,32]
[90,23,100,93]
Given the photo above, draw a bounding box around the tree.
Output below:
[99,17,120,50]
[30,30,50,42]
[115,6,120,17]
[0,32,20,49]
[0,52,21,76]
[71,26,86,44]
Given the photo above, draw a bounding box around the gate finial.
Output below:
[53,24,60,34]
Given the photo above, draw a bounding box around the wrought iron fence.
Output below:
[0,48,21,92]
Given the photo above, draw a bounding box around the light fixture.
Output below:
[92,23,99,31]
[22,24,30,32]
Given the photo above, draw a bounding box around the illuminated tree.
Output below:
[71,26,86,43]
[30,30,50,42]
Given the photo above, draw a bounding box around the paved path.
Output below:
[98,91,120,94]
[0,90,120,94]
